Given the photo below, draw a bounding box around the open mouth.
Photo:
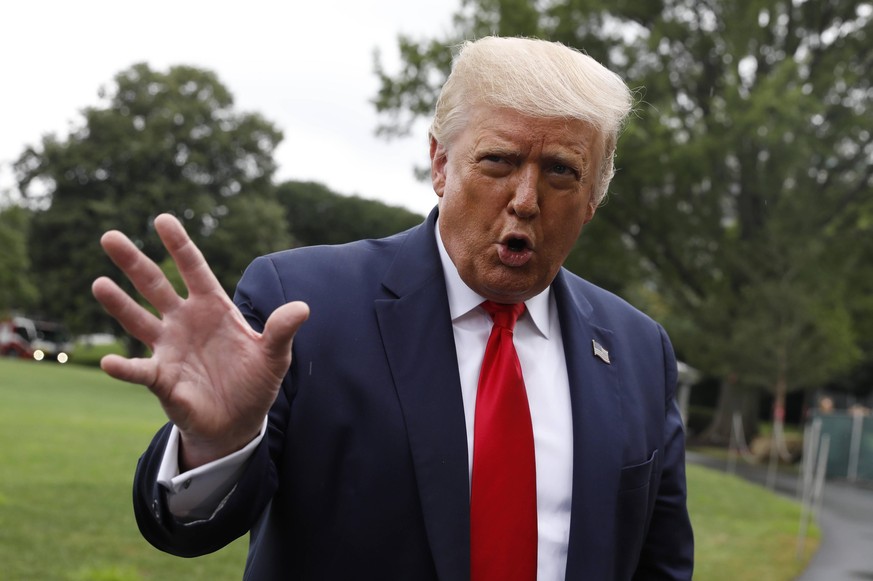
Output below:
[506,237,528,252]
[498,236,533,267]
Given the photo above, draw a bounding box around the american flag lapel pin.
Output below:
[592,339,611,364]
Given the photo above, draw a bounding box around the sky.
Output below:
[0,0,462,217]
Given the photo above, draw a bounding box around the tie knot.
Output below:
[481,300,525,331]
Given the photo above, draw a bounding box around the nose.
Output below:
[509,165,540,219]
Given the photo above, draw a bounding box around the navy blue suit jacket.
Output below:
[133,209,694,580]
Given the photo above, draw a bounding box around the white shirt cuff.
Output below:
[156,417,268,521]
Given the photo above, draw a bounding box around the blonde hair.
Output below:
[430,36,633,205]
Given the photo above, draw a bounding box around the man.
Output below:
[93,36,693,580]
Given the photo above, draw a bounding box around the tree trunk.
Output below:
[771,352,793,461]
[766,357,793,488]
[695,375,760,446]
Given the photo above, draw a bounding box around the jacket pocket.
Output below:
[618,449,658,491]
[614,449,659,580]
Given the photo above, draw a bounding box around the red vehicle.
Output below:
[0,315,74,363]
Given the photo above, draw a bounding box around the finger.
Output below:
[92,277,162,346]
[100,353,158,390]
[261,301,310,361]
[100,230,184,314]
[154,214,223,296]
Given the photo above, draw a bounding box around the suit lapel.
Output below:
[553,272,624,579]
[376,210,471,581]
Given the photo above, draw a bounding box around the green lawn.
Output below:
[0,358,246,580]
[0,358,817,580]
[688,463,818,580]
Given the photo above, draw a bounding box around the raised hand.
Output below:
[92,214,309,469]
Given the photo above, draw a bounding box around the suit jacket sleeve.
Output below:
[131,256,290,557]
[633,324,694,580]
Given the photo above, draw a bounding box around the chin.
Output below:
[482,283,540,303]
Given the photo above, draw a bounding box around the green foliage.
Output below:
[562,216,647,297]
[15,63,286,334]
[276,180,424,246]
[198,193,293,291]
[373,0,873,406]
[374,38,455,140]
[0,205,38,313]
[70,337,127,368]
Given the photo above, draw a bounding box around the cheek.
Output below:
[543,204,588,252]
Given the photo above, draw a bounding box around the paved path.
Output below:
[686,451,873,580]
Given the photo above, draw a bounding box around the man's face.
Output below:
[431,106,600,303]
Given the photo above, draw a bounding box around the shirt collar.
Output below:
[435,219,552,339]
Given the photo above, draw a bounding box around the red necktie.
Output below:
[471,301,537,581]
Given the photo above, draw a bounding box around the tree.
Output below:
[0,205,38,314]
[824,213,873,400]
[276,180,423,246]
[199,194,292,292]
[373,0,873,443]
[15,63,287,336]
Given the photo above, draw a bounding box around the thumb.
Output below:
[262,300,310,360]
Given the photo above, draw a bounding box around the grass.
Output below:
[687,463,819,581]
[0,358,818,580]
[0,358,246,580]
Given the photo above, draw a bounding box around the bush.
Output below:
[70,339,126,368]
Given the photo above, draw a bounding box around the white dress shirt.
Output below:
[435,223,574,581]
[158,220,574,579]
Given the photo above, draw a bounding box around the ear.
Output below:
[582,198,598,225]
[429,135,448,198]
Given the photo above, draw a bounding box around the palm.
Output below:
[92,214,308,466]
[152,295,276,434]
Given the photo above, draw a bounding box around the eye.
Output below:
[478,153,514,177]
[550,163,579,179]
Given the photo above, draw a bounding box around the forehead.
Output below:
[455,106,600,156]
